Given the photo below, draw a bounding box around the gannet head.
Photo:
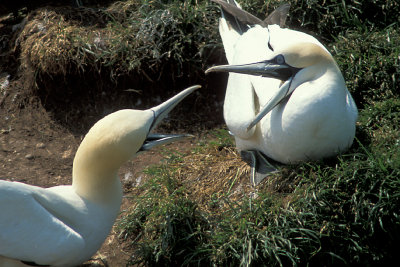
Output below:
[206,42,333,80]
[72,85,200,200]
[273,42,333,70]
[206,43,338,130]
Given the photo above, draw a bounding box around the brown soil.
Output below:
[0,4,226,266]
[0,77,209,266]
[3,73,230,266]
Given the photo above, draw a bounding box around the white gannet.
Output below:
[0,85,200,267]
[207,0,358,185]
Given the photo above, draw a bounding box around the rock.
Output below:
[36,142,46,149]
[124,171,133,182]
[25,154,34,160]
[62,148,73,159]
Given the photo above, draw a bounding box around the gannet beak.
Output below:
[246,78,293,131]
[140,85,201,151]
[206,61,301,131]
[140,133,193,151]
[205,60,300,81]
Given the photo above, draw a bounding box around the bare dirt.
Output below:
[0,4,227,265]
[0,77,216,266]
[0,35,223,267]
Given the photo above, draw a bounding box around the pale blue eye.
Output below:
[276,54,285,64]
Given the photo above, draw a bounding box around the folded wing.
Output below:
[0,180,85,266]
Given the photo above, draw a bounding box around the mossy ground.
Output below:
[1,0,399,266]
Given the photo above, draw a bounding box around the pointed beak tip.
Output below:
[149,85,201,133]
[246,123,255,132]
[189,85,202,90]
[205,66,216,74]
[172,133,195,141]
[177,133,195,140]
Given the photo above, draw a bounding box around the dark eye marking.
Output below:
[267,27,274,51]
[275,54,285,64]
[268,41,274,51]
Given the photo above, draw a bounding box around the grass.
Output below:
[3,0,399,266]
[330,26,400,107]
[116,0,400,266]
[119,114,399,266]
[16,0,221,91]
[7,0,400,94]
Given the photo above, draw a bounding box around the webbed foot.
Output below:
[240,150,278,186]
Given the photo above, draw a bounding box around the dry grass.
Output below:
[126,129,302,216]
[13,0,220,96]
[17,7,109,76]
[174,145,252,211]
[126,132,254,214]
[2,0,399,265]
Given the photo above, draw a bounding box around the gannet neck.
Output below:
[0,86,199,267]
[223,73,257,139]
[71,85,200,202]
[283,43,345,94]
[208,1,357,168]
[72,109,153,202]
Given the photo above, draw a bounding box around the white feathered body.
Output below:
[0,179,121,266]
[220,21,357,163]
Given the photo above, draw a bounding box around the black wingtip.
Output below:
[264,3,291,27]
[211,0,265,34]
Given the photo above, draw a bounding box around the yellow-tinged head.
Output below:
[276,42,334,69]
[205,43,343,131]
[73,109,152,177]
[206,42,336,81]
[71,85,200,201]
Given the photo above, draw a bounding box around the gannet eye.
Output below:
[276,54,285,64]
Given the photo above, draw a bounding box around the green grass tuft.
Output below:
[118,109,400,265]
[119,165,210,266]
[330,26,400,107]
[88,0,400,265]
[116,1,400,261]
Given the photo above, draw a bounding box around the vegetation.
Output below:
[4,0,400,93]
[1,0,399,266]
[4,0,224,130]
[120,119,399,266]
[14,0,221,92]
[116,0,400,266]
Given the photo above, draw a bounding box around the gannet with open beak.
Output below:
[0,85,200,267]
[207,0,357,185]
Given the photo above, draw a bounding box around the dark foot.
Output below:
[240,150,278,186]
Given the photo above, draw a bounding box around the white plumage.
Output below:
[0,85,200,266]
[207,1,357,184]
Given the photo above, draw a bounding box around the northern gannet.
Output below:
[207,0,358,185]
[0,85,200,267]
